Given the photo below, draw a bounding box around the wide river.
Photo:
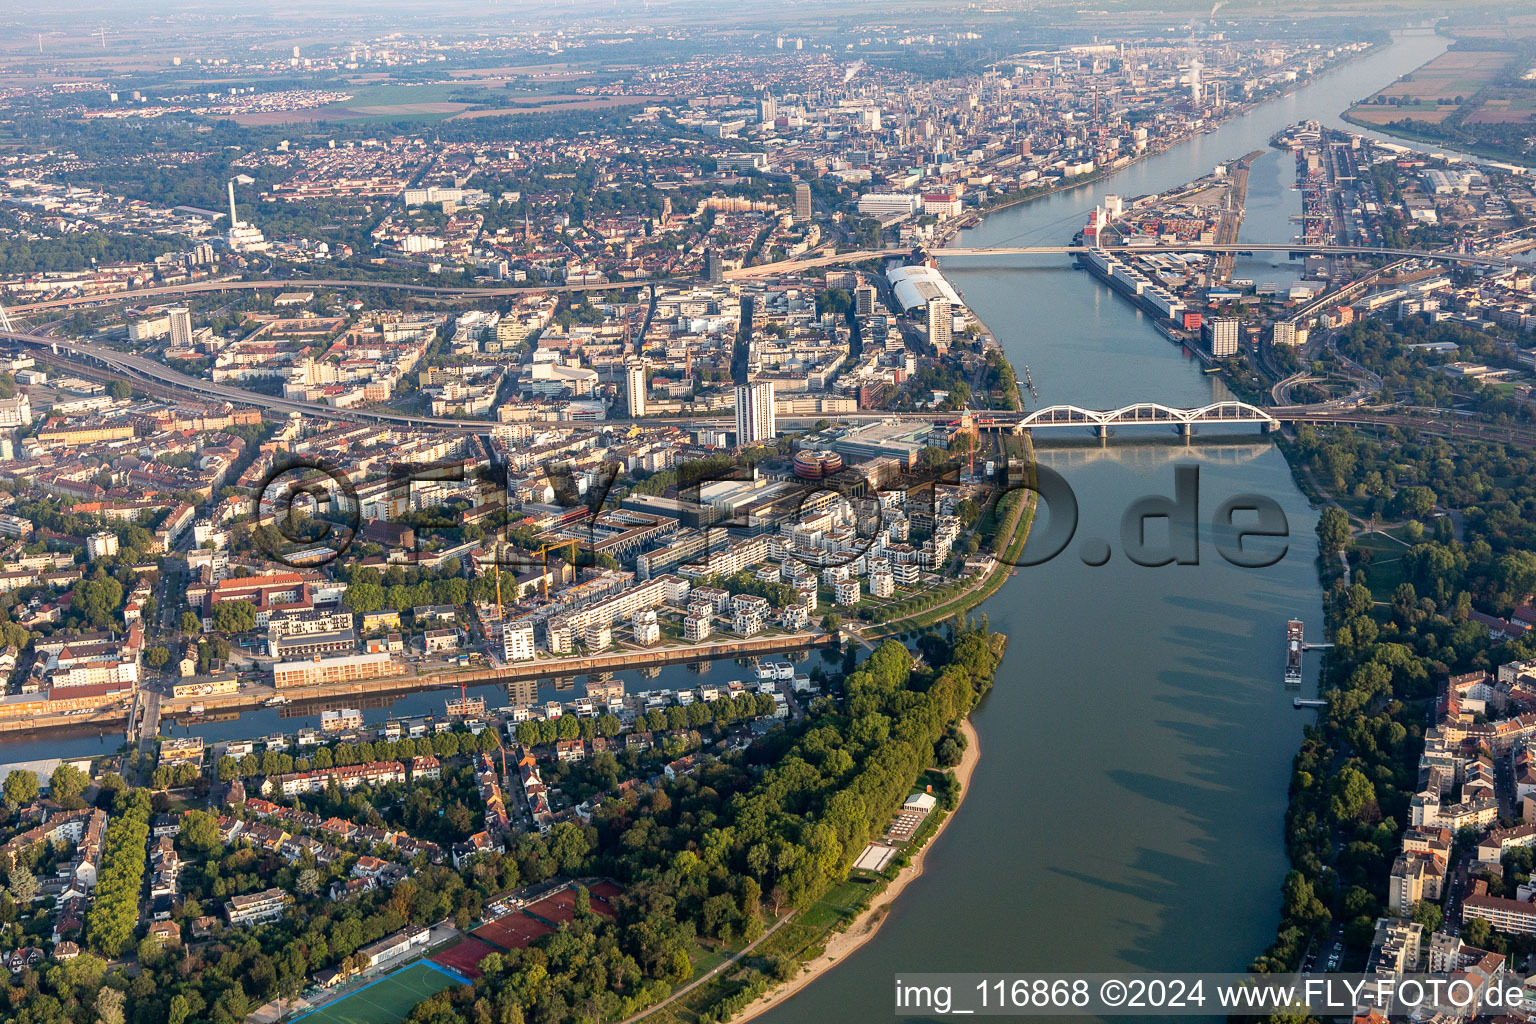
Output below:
[0,25,1454,1020]
[752,28,1452,1024]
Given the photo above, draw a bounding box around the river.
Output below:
[751,29,1451,1024]
[0,25,1453,1016]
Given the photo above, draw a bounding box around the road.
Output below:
[8,333,981,432]
[137,690,161,756]
[3,274,659,316]
[1269,328,1381,406]
[3,239,1529,319]
[727,241,1536,279]
[20,331,1536,450]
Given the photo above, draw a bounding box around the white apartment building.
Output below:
[734,381,776,445]
[503,621,536,662]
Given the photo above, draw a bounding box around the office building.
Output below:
[927,297,953,350]
[168,307,193,349]
[734,381,776,446]
[1205,317,1239,357]
[272,651,401,689]
[794,182,812,223]
[855,284,876,317]
[705,247,723,284]
[624,358,647,418]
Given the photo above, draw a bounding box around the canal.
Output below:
[752,29,1450,1024]
[0,650,843,764]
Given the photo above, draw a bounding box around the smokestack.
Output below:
[227,179,238,227]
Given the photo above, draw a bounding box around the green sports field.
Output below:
[296,962,465,1024]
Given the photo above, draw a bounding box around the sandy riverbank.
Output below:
[730,717,982,1024]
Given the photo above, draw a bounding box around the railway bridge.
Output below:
[1019,401,1277,438]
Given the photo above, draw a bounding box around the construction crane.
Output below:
[531,538,580,600]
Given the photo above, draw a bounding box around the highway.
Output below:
[18,330,1536,451]
[726,241,1536,278]
[3,274,659,316]
[4,238,1530,317]
[4,332,991,431]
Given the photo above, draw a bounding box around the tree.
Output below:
[85,791,152,956]
[343,581,385,615]
[1463,916,1492,949]
[73,576,124,630]
[1316,507,1351,555]
[821,613,842,633]
[3,769,38,807]
[180,810,220,853]
[1392,485,1437,519]
[8,864,37,903]
[95,985,126,1024]
[1409,900,1442,933]
[107,380,132,401]
[180,611,202,634]
[51,763,88,805]
[1329,765,1376,823]
[211,600,256,634]
[144,646,171,669]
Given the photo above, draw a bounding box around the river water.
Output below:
[752,30,1451,1024]
[0,650,842,764]
[0,25,1453,1016]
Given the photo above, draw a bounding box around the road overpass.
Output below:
[5,240,1526,317]
[14,331,1536,451]
[727,243,1536,278]
[2,274,659,317]
[3,331,1006,432]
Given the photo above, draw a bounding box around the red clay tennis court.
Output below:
[430,938,500,978]
[587,881,621,915]
[526,890,577,925]
[472,912,555,950]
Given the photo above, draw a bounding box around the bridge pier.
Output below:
[1179,422,1193,442]
[1096,424,1108,445]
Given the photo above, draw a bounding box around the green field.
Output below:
[296,963,463,1024]
[1353,531,1410,602]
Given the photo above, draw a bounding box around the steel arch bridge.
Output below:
[1019,401,1277,431]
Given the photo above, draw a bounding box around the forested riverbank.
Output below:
[1252,425,1536,987]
